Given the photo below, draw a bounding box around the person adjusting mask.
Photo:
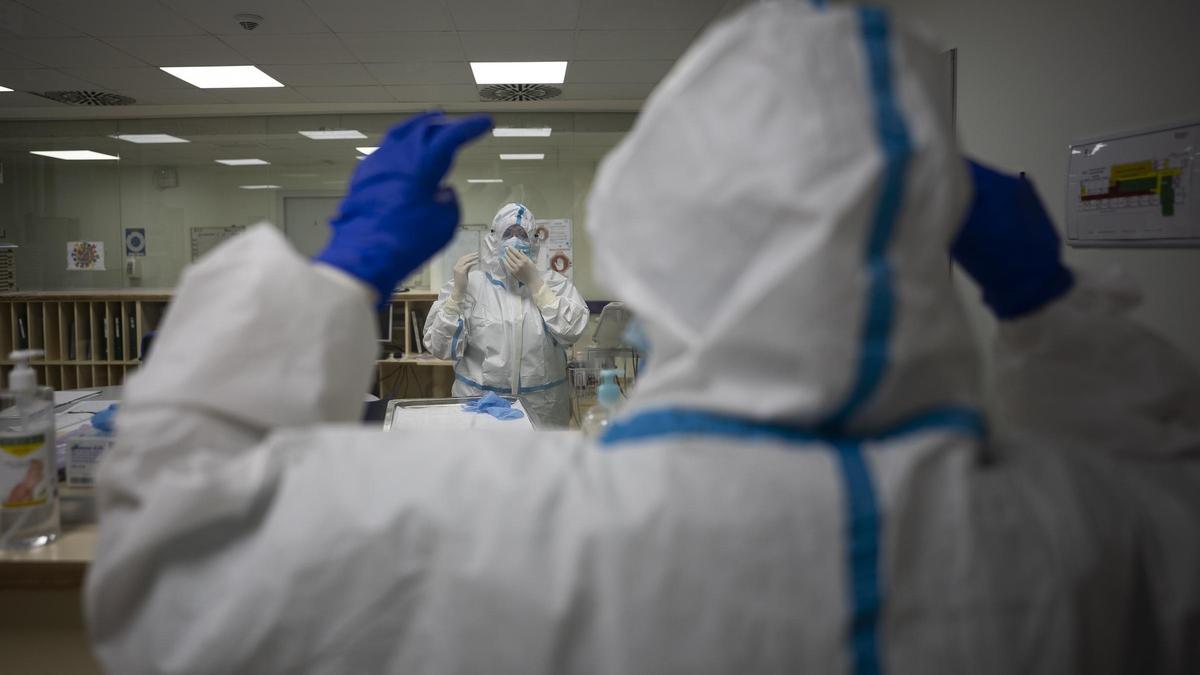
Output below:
[423,202,588,428]
[85,4,1199,674]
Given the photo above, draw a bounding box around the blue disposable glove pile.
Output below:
[951,161,1074,320]
[461,392,525,421]
[315,111,493,305]
[91,403,118,434]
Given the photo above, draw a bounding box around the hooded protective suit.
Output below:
[86,3,1200,674]
[423,203,588,427]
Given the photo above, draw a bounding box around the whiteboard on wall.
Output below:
[1065,122,1199,247]
[190,225,246,262]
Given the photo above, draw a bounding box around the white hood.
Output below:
[586,2,979,435]
[483,202,536,281]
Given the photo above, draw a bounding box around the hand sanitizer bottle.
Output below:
[582,369,622,438]
[1,350,60,548]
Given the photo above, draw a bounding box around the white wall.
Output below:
[879,0,1200,367]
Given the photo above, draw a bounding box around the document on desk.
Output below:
[68,399,118,414]
[55,389,101,407]
[386,401,533,431]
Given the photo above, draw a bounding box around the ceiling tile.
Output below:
[576,0,726,31]
[30,0,203,37]
[458,31,575,61]
[575,30,696,60]
[444,0,579,31]
[161,0,330,35]
[0,90,59,107]
[67,67,191,91]
[341,33,463,62]
[386,84,480,102]
[0,68,105,91]
[567,60,674,83]
[0,1,81,37]
[0,48,43,69]
[104,36,248,67]
[219,33,356,64]
[116,88,231,105]
[562,82,656,99]
[364,61,472,85]
[3,37,145,68]
[218,87,308,103]
[260,63,376,87]
[305,0,453,32]
[293,85,393,102]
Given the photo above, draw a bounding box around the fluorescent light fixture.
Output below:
[215,158,270,166]
[356,146,378,155]
[500,153,544,161]
[110,133,189,144]
[161,65,284,89]
[0,85,12,92]
[493,127,552,138]
[299,129,367,140]
[470,61,567,85]
[239,184,282,190]
[30,150,119,161]
[467,178,504,184]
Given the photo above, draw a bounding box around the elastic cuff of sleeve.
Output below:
[532,283,556,309]
[443,296,464,316]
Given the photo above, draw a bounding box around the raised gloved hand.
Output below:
[315,111,492,304]
[502,247,543,292]
[951,161,1074,320]
[451,252,478,301]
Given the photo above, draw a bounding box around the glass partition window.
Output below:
[0,112,632,299]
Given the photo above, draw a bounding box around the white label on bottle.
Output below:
[1,433,52,509]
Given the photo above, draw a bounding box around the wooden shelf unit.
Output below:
[0,290,172,390]
[0,290,454,396]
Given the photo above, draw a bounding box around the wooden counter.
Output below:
[0,522,95,590]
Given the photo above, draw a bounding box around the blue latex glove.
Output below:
[461,392,525,421]
[315,111,493,304]
[91,403,118,434]
[951,161,1074,319]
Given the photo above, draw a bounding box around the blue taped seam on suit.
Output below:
[485,272,507,289]
[836,440,883,675]
[454,372,565,395]
[822,5,913,433]
[450,319,464,360]
[598,405,984,448]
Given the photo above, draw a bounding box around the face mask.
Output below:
[504,238,533,257]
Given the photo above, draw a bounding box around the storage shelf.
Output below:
[378,356,453,367]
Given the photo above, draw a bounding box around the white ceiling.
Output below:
[0,0,749,119]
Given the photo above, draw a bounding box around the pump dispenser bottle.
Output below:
[1,350,60,548]
[582,369,622,438]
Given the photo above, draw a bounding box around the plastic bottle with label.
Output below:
[1,350,60,548]
[582,369,622,438]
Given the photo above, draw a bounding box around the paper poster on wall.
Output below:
[66,241,106,271]
[124,228,147,257]
[534,219,573,279]
[190,225,247,262]
[1066,122,1198,246]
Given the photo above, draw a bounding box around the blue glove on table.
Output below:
[461,392,525,421]
[951,161,1074,320]
[91,403,118,434]
[315,111,493,304]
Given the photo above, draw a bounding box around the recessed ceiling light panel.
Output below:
[239,184,282,190]
[493,127,552,138]
[500,153,545,160]
[356,146,378,155]
[467,178,504,183]
[111,134,190,144]
[161,65,284,89]
[470,62,567,85]
[299,130,367,140]
[215,158,270,166]
[31,150,120,160]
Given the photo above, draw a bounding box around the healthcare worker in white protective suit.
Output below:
[424,202,588,427]
[86,3,1200,674]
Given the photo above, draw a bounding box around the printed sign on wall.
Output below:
[67,241,106,271]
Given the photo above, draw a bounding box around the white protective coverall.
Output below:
[86,3,1200,674]
[423,203,588,427]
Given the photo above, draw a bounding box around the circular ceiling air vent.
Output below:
[38,90,136,106]
[478,84,562,102]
